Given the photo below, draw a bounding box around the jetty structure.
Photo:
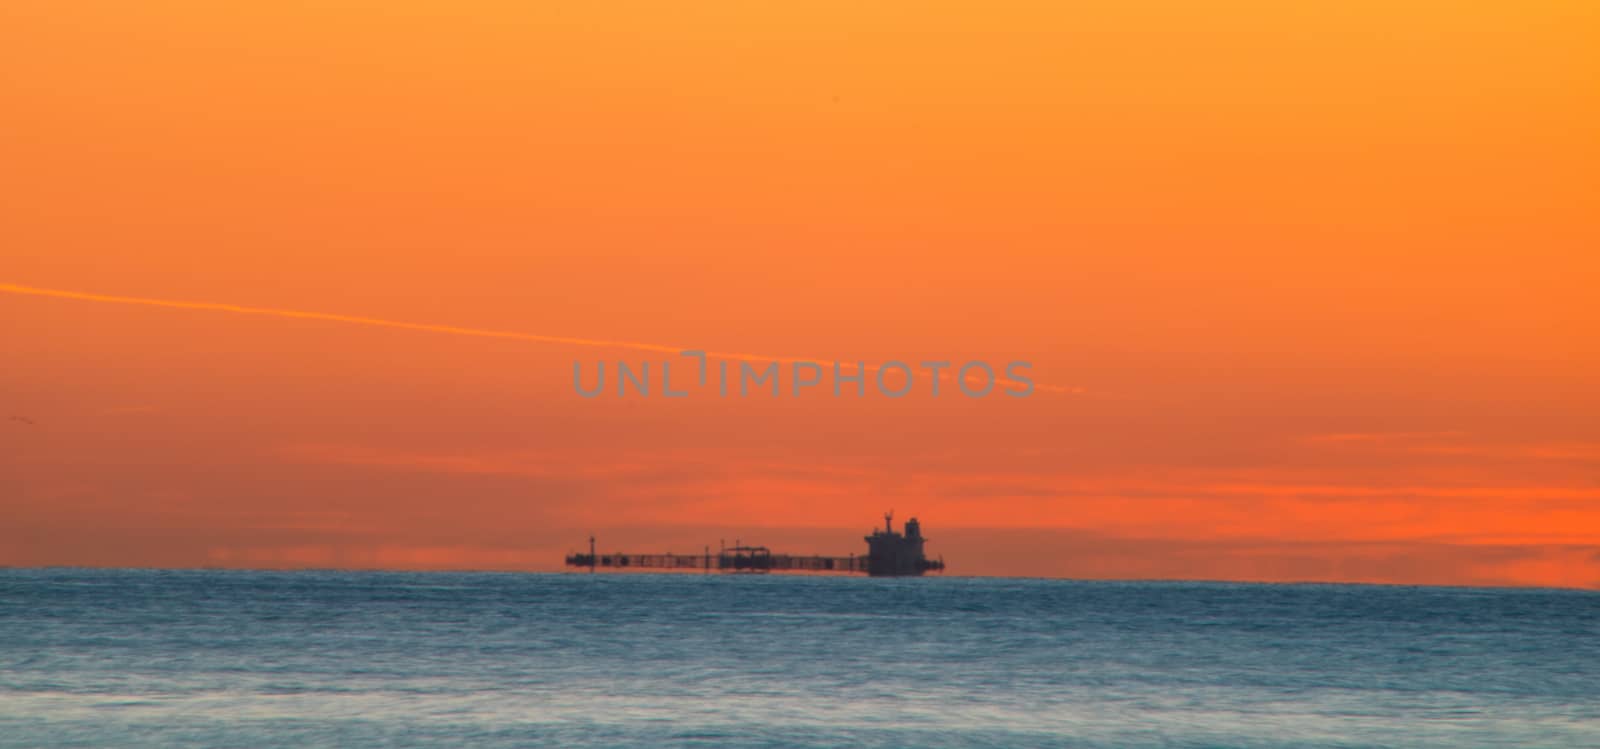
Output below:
[565,513,945,577]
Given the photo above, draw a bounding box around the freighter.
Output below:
[565,513,945,577]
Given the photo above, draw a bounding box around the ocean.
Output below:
[1,569,1596,748]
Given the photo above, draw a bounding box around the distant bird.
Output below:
[8,415,35,425]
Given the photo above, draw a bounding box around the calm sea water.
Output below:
[1,569,1596,748]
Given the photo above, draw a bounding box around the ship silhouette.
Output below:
[566,513,945,576]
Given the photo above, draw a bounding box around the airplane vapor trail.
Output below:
[0,282,1079,393]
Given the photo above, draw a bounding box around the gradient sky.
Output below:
[3,1,1597,587]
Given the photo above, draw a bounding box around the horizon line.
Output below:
[1,563,1591,592]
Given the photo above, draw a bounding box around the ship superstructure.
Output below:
[864,513,935,576]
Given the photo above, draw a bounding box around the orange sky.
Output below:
[3,1,1597,587]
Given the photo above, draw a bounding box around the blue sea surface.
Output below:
[1,569,1596,747]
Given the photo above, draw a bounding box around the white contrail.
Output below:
[1,282,1080,394]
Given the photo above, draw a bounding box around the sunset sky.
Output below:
[3,1,1597,587]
